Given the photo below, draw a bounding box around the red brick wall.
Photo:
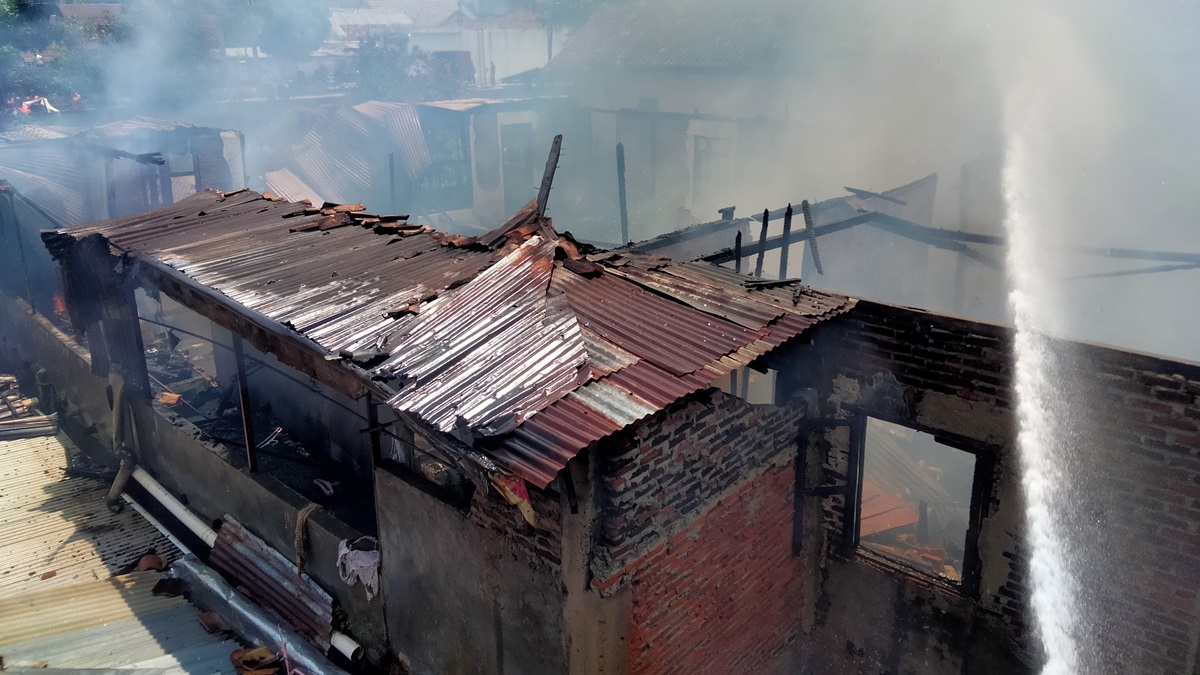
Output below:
[592,390,804,591]
[626,460,804,674]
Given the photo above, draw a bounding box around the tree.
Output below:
[0,0,124,113]
[352,36,466,103]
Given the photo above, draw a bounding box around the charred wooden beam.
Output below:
[536,134,563,219]
[616,142,630,245]
[232,336,258,472]
[779,204,793,280]
[754,209,769,277]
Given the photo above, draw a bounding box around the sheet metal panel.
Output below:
[0,434,179,601]
[384,236,589,436]
[51,190,852,487]
[351,101,432,178]
[209,516,334,648]
[552,267,755,377]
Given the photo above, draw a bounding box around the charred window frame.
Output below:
[798,412,995,597]
[379,424,475,510]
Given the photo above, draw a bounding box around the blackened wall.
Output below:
[0,291,389,657]
[773,300,1200,674]
[374,466,568,675]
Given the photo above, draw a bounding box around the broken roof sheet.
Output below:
[46,190,852,487]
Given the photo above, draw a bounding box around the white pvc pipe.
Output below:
[329,631,364,662]
[129,467,364,662]
[130,466,218,547]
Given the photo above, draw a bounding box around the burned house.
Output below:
[0,184,1197,675]
[265,97,583,232]
[0,117,246,228]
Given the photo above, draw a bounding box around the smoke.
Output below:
[570,0,1199,360]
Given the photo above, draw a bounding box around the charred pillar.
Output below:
[158,162,174,206]
[389,152,397,213]
[778,204,793,280]
[232,336,258,472]
[754,209,769,277]
[0,184,36,312]
[58,234,150,395]
[616,143,630,244]
[734,231,743,274]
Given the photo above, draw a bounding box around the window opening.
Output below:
[692,135,732,208]
[716,365,777,405]
[858,418,976,583]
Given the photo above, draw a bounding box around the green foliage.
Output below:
[217,0,329,61]
[0,1,127,109]
[353,36,466,103]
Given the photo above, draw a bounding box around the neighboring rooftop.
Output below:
[549,0,796,72]
[45,190,853,487]
[0,431,240,673]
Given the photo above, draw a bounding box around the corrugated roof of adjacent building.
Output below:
[47,190,852,488]
[0,432,240,673]
[548,0,796,72]
[0,433,178,598]
[267,102,430,206]
[366,0,460,28]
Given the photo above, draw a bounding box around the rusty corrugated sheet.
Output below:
[209,516,334,648]
[552,267,756,377]
[49,190,852,488]
[264,167,323,205]
[352,101,431,178]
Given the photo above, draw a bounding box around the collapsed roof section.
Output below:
[44,189,853,487]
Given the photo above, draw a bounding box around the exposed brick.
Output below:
[627,462,802,674]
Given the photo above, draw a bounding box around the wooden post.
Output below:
[366,392,382,467]
[953,163,970,313]
[616,143,630,244]
[754,209,769,277]
[104,157,117,218]
[536,134,563,219]
[734,230,743,274]
[233,336,258,472]
[779,203,793,280]
[389,152,397,212]
[159,161,174,205]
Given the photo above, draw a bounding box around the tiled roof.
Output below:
[46,191,852,487]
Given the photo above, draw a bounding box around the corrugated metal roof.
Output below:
[0,433,239,673]
[264,167,323,205]
[549,0,796,72]
[366,0,459,28]
[47,190,852,488]
[0,142,85,227]
[209,516,333,649]
[350,102,431,178]
[0,573,240,674]
[0,124,72,144]
[81,117,198,139]
[271,102,431,206]
[382,236,589,436]
[0,433,179,600]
